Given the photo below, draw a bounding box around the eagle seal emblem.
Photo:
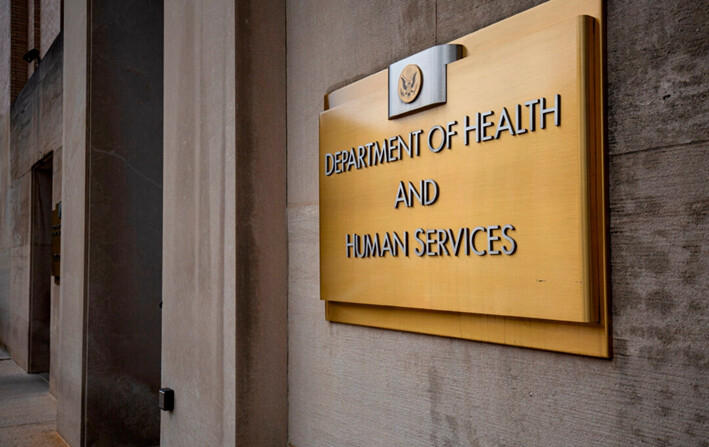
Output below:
[398,64,422,104]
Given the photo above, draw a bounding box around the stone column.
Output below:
[56,1,87,444]
[58,0,163,446]
[234,0,288,444]
[161,1,237,444]
[161,0,287,445]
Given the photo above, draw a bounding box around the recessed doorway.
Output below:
[29,154,53,374]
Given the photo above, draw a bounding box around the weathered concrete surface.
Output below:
[436,0,546,43]
[161,1,236,446]
[286,1,709,446]
[605,1,709,154]
[0,356,68,447]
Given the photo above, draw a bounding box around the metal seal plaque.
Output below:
[398,64,423,103]
[388,44,463,119]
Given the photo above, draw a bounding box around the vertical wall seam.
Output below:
[283,0,289,440]
[80,0,91,445]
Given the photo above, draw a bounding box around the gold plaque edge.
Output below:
[325,301,610,358]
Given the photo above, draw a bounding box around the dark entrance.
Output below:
[29,154,53,374]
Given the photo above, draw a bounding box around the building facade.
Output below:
[0,0,707,446]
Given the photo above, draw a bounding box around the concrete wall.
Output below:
[287,1,709,446]
[0,33,61,373]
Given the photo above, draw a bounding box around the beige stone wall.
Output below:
[286,1,709,446]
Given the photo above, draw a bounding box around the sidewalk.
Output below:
[0,348,68,447]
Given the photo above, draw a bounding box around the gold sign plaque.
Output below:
[319,0,609,357]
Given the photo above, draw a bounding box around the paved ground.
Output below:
[0,348,68,447]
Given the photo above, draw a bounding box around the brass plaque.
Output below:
[319,0,608,356]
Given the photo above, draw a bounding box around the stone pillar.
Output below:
[161,0,235,447]
[161,1,236,444]
[234,1,287,444]
[58,0,163,446]
[161,0,287,445]
[57,2,87,444]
